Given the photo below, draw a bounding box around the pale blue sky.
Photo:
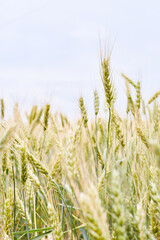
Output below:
[0,0,160,118]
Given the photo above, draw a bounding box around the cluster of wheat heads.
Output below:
[0,59,160,240]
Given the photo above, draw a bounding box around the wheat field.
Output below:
[0,57,160,240]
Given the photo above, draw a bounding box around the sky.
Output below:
[0,0,160,119]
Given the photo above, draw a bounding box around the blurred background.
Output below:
[0,0,160,119]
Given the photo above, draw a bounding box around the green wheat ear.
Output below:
[4,188,13,237]
[21,147,27,185]
[153,101,159,133]
[148,91,160,104]
[136,124,150,149]
[136,81,141,110]
[112,112,125,148]
[29,105,37,124]
[94,89,99,116]
[121,73,137,88]
[43,104,50,131]
[79,182,111,239]
[2,151,7,174]
[110,169,126,239]
[101,57,114,108]
[1,98,5,119]
[79,96,88,128]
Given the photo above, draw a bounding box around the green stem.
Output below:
[95,115,98,179]
[48,176,78,239]
[61,173,67,233]
[22,188,30,240]
[87,126,96,162]
[107,107,111,153]
[12,166,16,240]
[34,194,37,237]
